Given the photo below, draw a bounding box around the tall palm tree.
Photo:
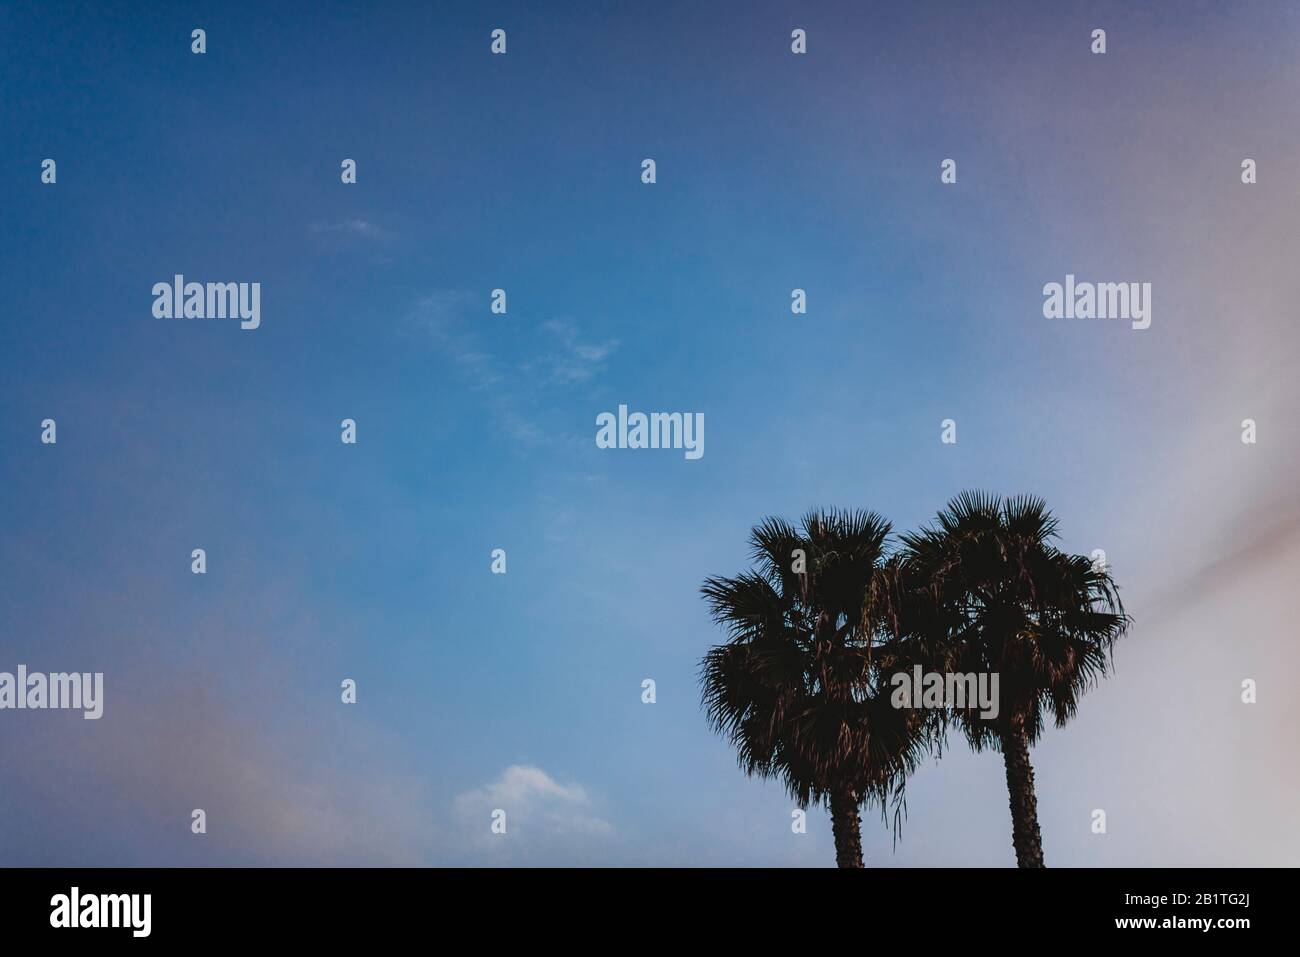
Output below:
[700,508,932,867]
[897,492,1130,868]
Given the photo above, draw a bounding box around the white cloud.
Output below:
[452,765,613,862]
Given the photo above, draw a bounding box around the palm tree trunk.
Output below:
[1000,727,1045,868]
[829,788,864,868]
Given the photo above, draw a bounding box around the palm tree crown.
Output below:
[700,508,932,866]
[898,491,1129,744]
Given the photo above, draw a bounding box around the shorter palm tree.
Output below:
[700,509,933,867]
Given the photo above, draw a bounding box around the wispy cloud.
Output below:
[410,291,493,379]
[535,319,619,385]
[309,219,395,242]
[407,293,617,444]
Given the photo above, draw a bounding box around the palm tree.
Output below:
[700,508,932,867]
[897,492,1130,868]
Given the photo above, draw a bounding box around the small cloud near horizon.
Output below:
[452,764,614,862]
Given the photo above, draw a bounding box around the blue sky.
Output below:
[2,1,1298,866]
